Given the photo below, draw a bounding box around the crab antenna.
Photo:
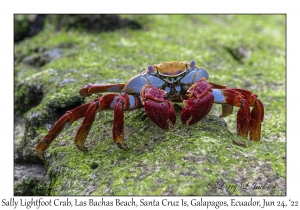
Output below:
[190,60,196,68]
[148,65,154,73]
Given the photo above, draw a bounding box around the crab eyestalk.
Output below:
[189,60,196,68]
[147,65,156,75]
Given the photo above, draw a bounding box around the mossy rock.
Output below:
[14,163,50,196]
[14,15,286,195]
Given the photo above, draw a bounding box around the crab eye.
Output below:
[148,65,157,75]
[190,60,196,68]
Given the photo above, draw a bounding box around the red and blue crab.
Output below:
[35,60,264,159]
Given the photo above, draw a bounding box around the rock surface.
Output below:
[14,15,286,196]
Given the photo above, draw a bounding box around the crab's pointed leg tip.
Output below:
[37,152,45,160]
[76,145,88,152]
[117,143,129,151]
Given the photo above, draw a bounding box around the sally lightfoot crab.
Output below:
[35,60,264,159]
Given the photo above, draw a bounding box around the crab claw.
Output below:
[141,85,176,129]
[181,78,214,125]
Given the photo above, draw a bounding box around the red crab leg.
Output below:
[140,85,176,129]
[113,98,125,149]
[35,103,92,160]
[209,81,227,89]
[75,93,143,151]
[181,78,214,125]
[112,93,142,150]
[220,104,234,117]
[35,93,118,160]
[212,84,264,141]
[231,88,264,141]
[221,89,251,139]
[73,99,99,152]
[35,92,143,159]
[79,83,126,96]
[208,82,235,118]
